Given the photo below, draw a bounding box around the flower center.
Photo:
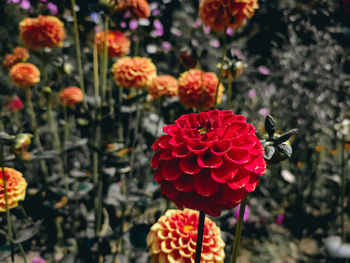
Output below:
[198,128,207,134]
[183,225,194,232]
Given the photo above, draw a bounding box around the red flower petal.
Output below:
[227,169,250,190]
[225,147,250,164]
[193,169,220,196]
[245,156,266,175]
[211,160,238,183]
[180,155,202,174]
[173,174,194,192]
[197,152,223,168]
[211,139,231,155]
[160,150,173,160]
[187,140,209,154]
[245,173,259,192]
[172,143,190,158]
[151,150,161,168]
[161,159,182,181]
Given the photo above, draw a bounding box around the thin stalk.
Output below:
[47,98,68,192]
[227,73,233,109]
[70,0,87,109]
[100,15,109,104]
[194,211,205,263]
[63,106,69,147]
[230,196,248,263]
[340,134,346,242]
[214,29,227,108]
[1,144,14,262]
[129,91,142,176]
[25,88,48,180]
[93,42,100,116]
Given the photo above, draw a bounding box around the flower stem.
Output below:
[25,87,48,181]
[340,134,346,242]
[214,29,227,108]
[195,211,205,263]
[129,90,142,176]
[0,144,15,262]
[230,195,248,263]
[100,14,109,105]
[70,0,87,109]
[47,97,68,192]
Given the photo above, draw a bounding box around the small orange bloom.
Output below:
[117,0,151,18]
[0,168,27,212]
[59,86,83,107]
[178,69,224,110]
[112,57,157,89]
[297,161,303,168]
[330,149,337,156]
[2,47,30,69]
[149,75,178,99]
[10,63,40,87]
[95,30,130,58]
[314,145,323,152]
[345,143,350,151]
[147,209,225,263]
[19,15,66,50]
[199,0,259,32]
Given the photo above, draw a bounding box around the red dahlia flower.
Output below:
[199,0,259,32]
[149,75,178,99]
[147,209,225,263]
[10,63,40,87]
[117,0,151,18]
[151,109,266,217]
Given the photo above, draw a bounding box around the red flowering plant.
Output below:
[151,109,266,217]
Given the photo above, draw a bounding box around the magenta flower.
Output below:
[32,257,46,263]
[276,214,284,225]
[161,41,171,52]
[203,25,211,34]
[47,2,58,15]
[258,108,270,116]
[129,19,138,30]
[258,66,270,75]
[226,27,233,36]
[248,89,256,98]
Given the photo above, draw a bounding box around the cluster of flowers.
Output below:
[0,0,263,262]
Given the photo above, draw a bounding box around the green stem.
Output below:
[101,15,109,105]
[47,97,68,192]
[93,42,100,117]
[214,29,227,109]
[25,88,48,181]
[230,196,248,263]
[194,211,205,263]
[340,134,346,242]
[0,144,15,262]
[71,0,87,109]
[129,91,142,176]
[63,106,69,148]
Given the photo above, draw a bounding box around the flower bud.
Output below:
[13,133,32,153]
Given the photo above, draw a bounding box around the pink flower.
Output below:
[276,214,284,225]
[258,66,270,75]
[8,95,24,112]
[234,204,250,222]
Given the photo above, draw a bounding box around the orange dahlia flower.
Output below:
[95,30,130,58]
[149,75,178,99]
[112,57,157,89]
[199,0,259,32]
[19,15,66,50]
[10,63,40,87]
[178,69,224,110]
[2,47,30,69]
[147,209,225,263]
[117,0,151,18]
[59,86,83,107]
[0,168,27,212]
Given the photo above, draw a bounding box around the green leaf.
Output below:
[276,143,292,158]
[263,146,275,160]
[32,150,60,160]
[276,128,298,143]
[0,131,16,144]
[77,182,93,197]
[13,221,41,244]
[0,245,11,262]
[264,115,276,137]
